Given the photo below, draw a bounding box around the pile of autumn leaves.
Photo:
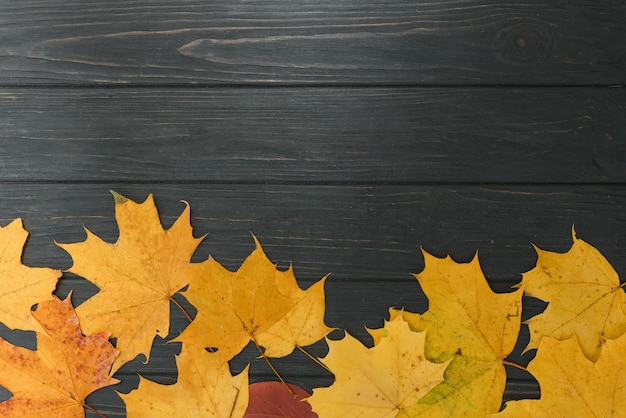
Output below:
[0,192,625,417]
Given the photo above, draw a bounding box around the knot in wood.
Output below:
[494,20,552,65]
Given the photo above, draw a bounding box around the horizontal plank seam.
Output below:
[1,180,625,187]
[0,83,623,89]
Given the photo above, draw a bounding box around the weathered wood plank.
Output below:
[1,1,624,85]
[5,0,616,415]
[1,87,624,183]
[6,184,626,288]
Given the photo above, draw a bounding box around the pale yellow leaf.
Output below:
[308,316,449,418]
[522,229,626,360]
[121,345,248,417]
[494,334,626,417]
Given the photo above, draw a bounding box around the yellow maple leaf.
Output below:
[494,334,626,417]
[386,250,523,416]
[0,218,60,333]
[0,295,119,417]
[57,192,204,372]
[256,273,334,357]
[308,315,449,418]
[175,238,331,361]
[521,229,626,361]
[120,345,249,417]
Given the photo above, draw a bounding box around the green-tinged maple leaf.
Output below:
[383,250,523,417]
[308,315,449,418]
[494,334,626,417]
[521,229,626,361]
[57,192,204,372]
[120,345,249,417]
[0,295,119,417]
[174,238,331,361]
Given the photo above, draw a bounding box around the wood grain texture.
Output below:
[2,0,625,415]
[5,184,626,287]
[1,87,624,183]
[0,0,624,85]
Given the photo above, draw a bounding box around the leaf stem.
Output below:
[251,335,295,397]
[503,359,528,372]
[170,296,215,352]
[170,296,193,323]
[296,345,333,374]
[84,403,107,418]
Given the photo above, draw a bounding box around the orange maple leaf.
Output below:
[0,218,60,333]
[175,237,331,361]
[0,295,119,417]
[255,271,333,358]
[58,192,204,372]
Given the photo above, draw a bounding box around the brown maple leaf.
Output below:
[245,382,317,418]
[0,295,119,417]
[0,218,60,333]
[175,237,331,361]
[58,191,204,372]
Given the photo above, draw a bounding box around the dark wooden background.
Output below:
[1,1,625,416]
